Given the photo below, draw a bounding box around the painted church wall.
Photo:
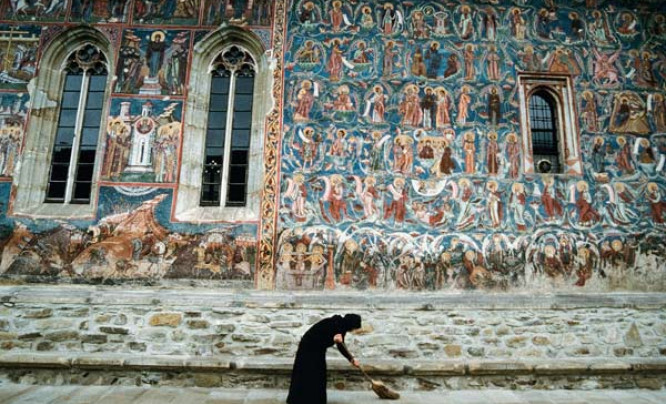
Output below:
[0,1,663,292]
[0,1,270,287]
[276,0,666,292]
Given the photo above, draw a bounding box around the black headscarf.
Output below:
[341,314,362,332]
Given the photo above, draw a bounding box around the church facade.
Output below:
[0,0,663,294]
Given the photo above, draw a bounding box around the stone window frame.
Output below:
[11,27,113,219]
[517,73,583,176]
[174,27,272,223]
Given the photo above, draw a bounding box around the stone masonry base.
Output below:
[0,286,665,391]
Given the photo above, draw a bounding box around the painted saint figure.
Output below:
[463,132,476,174]
[457,86,472,125]
[486,131,499,175]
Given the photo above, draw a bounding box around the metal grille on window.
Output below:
[200,46,255,208]
[46,44,107,204]
[529,92,561,174]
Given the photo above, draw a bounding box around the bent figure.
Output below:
[287,314,362,404]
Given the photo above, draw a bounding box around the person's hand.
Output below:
[333,333,343,343]
[351,358,360,368]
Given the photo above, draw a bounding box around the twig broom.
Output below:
[358,366,400,400]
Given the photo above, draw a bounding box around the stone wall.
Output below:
[0,286,665,390]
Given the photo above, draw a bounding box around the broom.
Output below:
[340,342,400,400]
[358,365,401,400]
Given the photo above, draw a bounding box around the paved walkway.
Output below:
[1,385,665,404]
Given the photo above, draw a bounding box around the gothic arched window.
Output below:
[175,27,270,223]
[201,46,256,207]
[12,28,113,218]
[46,45,108,203]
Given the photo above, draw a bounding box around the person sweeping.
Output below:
[287,313,399,403]
[287,314,362,404]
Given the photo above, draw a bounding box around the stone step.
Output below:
[1,353,665,391]
[1,385,666,404]
[2,352,666,376]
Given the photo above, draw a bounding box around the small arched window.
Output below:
[201,46,256,207]
[529,90,561,174]
[46,45,108,204]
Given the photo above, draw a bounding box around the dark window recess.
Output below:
[226,72,254,207]
[201,72,231,206]
[529,92,561,174]
[200,59,255,208]
[46,46,107,204]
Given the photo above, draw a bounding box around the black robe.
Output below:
[287,315,357,404]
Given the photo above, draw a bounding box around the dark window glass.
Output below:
[200,54,255,208]
[46,69,106,204]
[529,91,561,174]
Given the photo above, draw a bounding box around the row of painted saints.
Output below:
[294,1,666,43]
[292,38,665,89]
[289,76,666,136]
[275,228,662,291]
[0,0,273,26]
[282,153,666,229]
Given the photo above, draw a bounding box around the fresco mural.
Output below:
[0,0,68,21]
[0,187,257,283]
[101,98,182,184]
[0,26,40,90]
[203,0,274,26]
[0,92,27,177]
[133,0,201,26]
[277,0,666,292]
[69,0,131,23]
[0,0,665,292]
[115,29,190,96]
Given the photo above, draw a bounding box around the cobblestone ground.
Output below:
[1,385,665,403]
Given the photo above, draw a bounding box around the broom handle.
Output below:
[358,366,374,383]
[339,342,374,383]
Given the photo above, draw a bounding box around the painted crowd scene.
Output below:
[0,0,663,292]
[276,0,666,292]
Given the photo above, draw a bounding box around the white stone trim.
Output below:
[517,73,582,176]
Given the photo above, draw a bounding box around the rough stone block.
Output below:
[186,320,210,329]
[625,323,643,347]
[185,357,232,371]
[149,313,182,327]
[45,331,79,342]
[444,344,462,357]
[23,308,53,319]
[35,341,54,351]
[81,334,108,344]
[215,324,236,334]
[0,332,17,340]
[18,332,42,340]
[231,334,262,343]
[99,327,129,335]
